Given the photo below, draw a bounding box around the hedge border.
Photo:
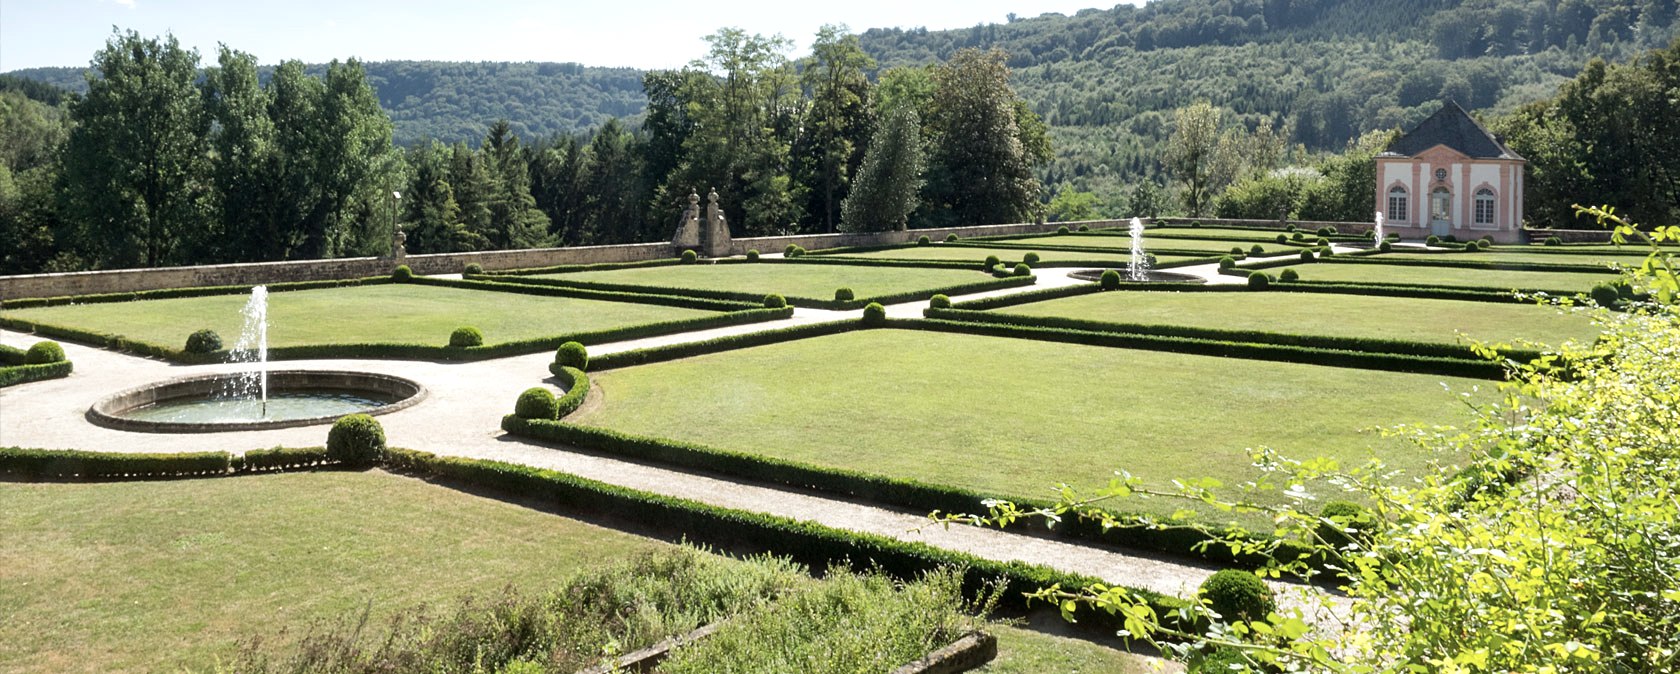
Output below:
[0,275,388,310]
[0,360,74,388]
[481,269,1037,311]
[1276,279,1582,302]
[591,320,864,371]
[546,365,591,418]
[1317,255,1625,275]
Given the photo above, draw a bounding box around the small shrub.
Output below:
[1077,224,1090,232]
[391,265,413,281]
[1327,226,1339,234]
[1012,262,1031,277]
[1590,282,1622,308]
[463,262,484,275]
[1479,236,1493,245]
[514,387,561,420]
[1291,232,1305,241]
[1442,235,1458,243]
[763,294,787,309]
[1275,234,1287,243]
[1379,240,1393,252]
[1298,249,1314,262]
[746,249,760,261]
[983,255,1000,270]
[681,249,699,264]
[1100,269,1122,290]
[1426,235,1440,245]
[1218,255,1236,270]
[1229,246,1244,255]
[326,414,385,466]
[1317,501,1374,551]
[928,294,951,309]
[1316,226,1333,236]
[1285,224,1297,232]
[1249,244,1264,255]
[1319,246,1335,257]
[784,244,799,256]
[1315,237,1330,246]
[184,329,222,354]
[554,341,589,370]
[1023,252,1041,264]
[917,235,931,246]
[1189,648,1250,674]
[1465,240,1482,251]
[1190,221,1202,228]
[944,233,958,242]
[449,326,484,348]
[1199,569,1275,623]
[23,341,65,364]
[1147,254,1157,265]
[1057,225,1070,234]
[1279,268,1299,282]
[861,302,887,325]
[1544,236,1563,246]
[834,287,855,302]
[1247,271,1271,289]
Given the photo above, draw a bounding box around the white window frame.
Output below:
[1474,188,1496,226]
[1387,185,1409,223]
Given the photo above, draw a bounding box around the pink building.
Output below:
[1375,101,1526,243]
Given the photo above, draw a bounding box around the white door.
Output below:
[1430,188,1452,237]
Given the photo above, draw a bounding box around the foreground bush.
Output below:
[1198,569,1274,623]
[23,341,64,364]
[464,262,484,274]
[515,387,560,420]
[763,293,787,309]
[746,249,760,261]
[928,294,951,309]
[554,341,589,371]
[834,287,855,302]
[1100,269,1122,290]
[391,265,413,281]
[325,414,385,466]
[681,249,699,264]
[862,302,887,325]
[448,326,483,348]
[185,329,222,354]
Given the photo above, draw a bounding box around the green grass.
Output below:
[1286,262,1616,291]
[1148,226,1293,242]
[997,233,1281,254]
[978,626,1151,673]
[0,470,665,673]
[537,263,999,300]
[574,329,1493,525]
[1001,290,1599,347]
[0,283,718,349]
[1381,250,1652,266]
[824,245,1200,265]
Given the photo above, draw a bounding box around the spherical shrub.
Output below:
[681,249,699,264]
[184,329,222,354]
[1100,269,1122,290]
[554,341,589,370]
[1077,224,1090,232]
[1298,249,1314,262]
[1426,235,1441,245]
[1275,234,1287,243]
[984,255,1001,270]
[834,287,855,302]
[1319,246,1335,257]
[1544,236,1563,246]
[1199,569,1275,623]
[514,387,560,420]
[464,262,484,275]
[1249,244,1264,255]
[1247,271,1271,289]
[326,414,386,466]
[929,294,952,309]
[746,249,761,261]
[1590,282,1622,308]
[1279,268,1299,282]
[1189,648,1248,674]
[1327,226,1339,235]
[1218,255,1236,270]
[1285,224,1297,232]
[1379,240,1393,252]
[449,326,484,348]
[1316,226,1332,236]
[1012,262,1031,277]
[1291,232,1305,241]
[23,340,65,364]
[784,244,800,256]
[1229,246,1244,255]
[1442,235,1458,243]
[1465,240,1482,251]
[945,233,959,242]
[1057,225,1070,235]
[861,302,887,325]
[917,235,931,246]
[1023,252,1041,265]
[392,264,414,281]
[1147,254,1158,266]
[1315,237,1330,246]
[763,293,787,309]
[1190,221,1202,228]
[1317,500,1374,551]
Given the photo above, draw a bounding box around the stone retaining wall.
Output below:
[723,220,1078,256]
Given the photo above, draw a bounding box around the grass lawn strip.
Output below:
[1380,250,1652,267]
[0,283,720,350]
[998,290,1598,348]
[992,233,1285,254]
[573,329,1493,528]
[535,263,1001,302]
[1282,262,1614,292]
[820,245,1202,265]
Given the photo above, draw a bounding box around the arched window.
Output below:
[1474,188,1496,225]
[1387,185,1409,223]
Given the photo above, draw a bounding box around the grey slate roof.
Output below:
[1382,101,1524,161]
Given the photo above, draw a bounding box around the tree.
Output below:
[1297,128,1399,222]
[1163,102,1234,218]
[840,105,925,232]
[203,46,277,262]
[580,118,644,244]
[404,140,482,253]
[1047,189,1101,222]
[481,120,551,249]
[924,49,1042,228]
[302,59,396,258]
[62,30,209,268]
[794,25,876,233]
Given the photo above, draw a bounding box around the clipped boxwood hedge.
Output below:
[590,320,863,371]
[1315,255,1620,275]
[0,447,232,479]
[481,267,1035,311]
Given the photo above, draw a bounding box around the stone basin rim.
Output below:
[87,369,428,434]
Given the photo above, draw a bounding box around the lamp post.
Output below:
[390,190,403,257]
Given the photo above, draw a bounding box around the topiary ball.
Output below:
[763,294,787,309]
[1590,282,1621,308]
[1319,246,1335,257]
[1465,240,1482,251]
[1379,240,1393,252]
[1057,225,1070,235]
[917,235,931,246]
[1285,224,1297,232]
[514,387,561,420]
[1190,221,1202,228]
[862,302,887,325]
[24,340,65,364]
[1279,268,1299,282]
[1229,246,1244,255]
[392,265,414,281]
[1315,237,1330,246]
[326,414,386,466]
[929,294,952,309]
[1298,249,1314,262]
[1316,227,1332,236]
[1249,244,1264,255]
[1291,232,1305,241]
[1544,236,1562,246]
[1077,224,1090,232]
[983,255,1001,270]
[1199,569,1275,623]
[1317,500,1374,551]
[1023,252,1041,264]
[1426,235,1441,245]
[746,249,761,261]
[1012,263,1032,277]
[554,341,589,371]
[1247,271,1271,289]
[681,249,699,264]
[1218,255,1236,270]
[790,246,806,258]
[1327,226,1339,235]
[1275,234,1287,244]
[464,262,484,275]
[834,287,856,302]
[449,326,484,348]
[945,233,959,242]
[784,244,800,256]
[184,329,222,354]
[1100,269,1122,290]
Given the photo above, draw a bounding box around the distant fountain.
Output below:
[1128,217,1151,281]
[1374,211,1386,247]
[226,285,270,416]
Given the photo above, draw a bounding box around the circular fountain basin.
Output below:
[1070,269,1206,284]
[88,370,427,433]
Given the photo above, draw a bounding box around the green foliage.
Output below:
[1023,251,1042,264]
[922,49,1045,228]
[1012,262,1032,276]
[746,249,761,261]
[1218,255,1236,269]
[23,340,64,364]
[1276,234,1287,243]
[1230,246,1244,255]
[785,244,806,258]
[1298,250,1314,262]
[945,233,959,242]
[1315,501,1372,552]
[840,106,925,232]
[448,326,484,347]
[1279,268,1299,282]
[862,302,888,325]
[1246,271,1271,289]
[928,294,951,309]
[763,293,787,309]
[1590,282,1622,307]
[554,341,589,371]
[1378,240,1393,252]
[984,254,1001,269]
[1100,269,1122,290]
[325,414,386,466]
[1077,224,1090,232]
[392,265,414,281]
[681,249,699,264]
[917,235,931,246]
[1249,244,1264,255]
[1545,236,1563,246]
[515,386,561,420]
[834,287,856,302]
[0,447,229,478]
[1198,569,1275,624]
[463,262,484,275]
[184,329,222,354]
[1427,235,1441,245]
[1049,190,1101,223]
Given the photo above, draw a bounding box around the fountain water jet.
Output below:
[1127,217,1151,281]
[226,286,269,416]
[1374,211,1386,247]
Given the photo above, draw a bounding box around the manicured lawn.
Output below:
[1001,290,1599,347]
[996,233,1283,254]
[0,471,665,673]
[1285,262,1617,291]
[573,330,1493,525]
[1382,250,1651,267]
[0,283,717,349]
[537,263,1001,300]
[979,626,1151,673]
[824,245,1200,265]
[1149,226,1294,242]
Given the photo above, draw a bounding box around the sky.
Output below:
[1,0,1146,72]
